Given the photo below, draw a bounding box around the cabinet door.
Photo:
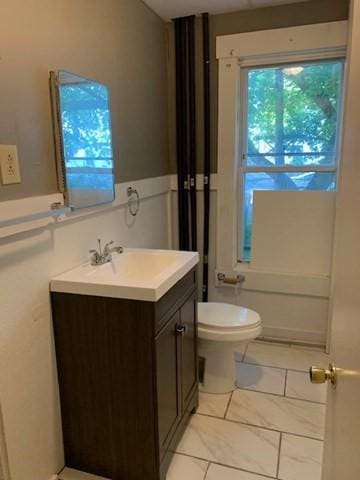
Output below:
[155,311,181,460]
[179,291,198,410]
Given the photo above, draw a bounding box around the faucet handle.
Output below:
[103,240,114,254]
[89,249,101,264]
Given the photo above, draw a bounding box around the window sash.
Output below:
[242,165,337,174]
[244,152,338,168]
[240,60,344,166]
[238,167,338,263]
[237,60,343,262]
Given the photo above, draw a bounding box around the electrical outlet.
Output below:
[0,145,21,185]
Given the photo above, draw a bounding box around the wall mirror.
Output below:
[49,70,115,209]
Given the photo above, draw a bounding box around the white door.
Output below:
[322,1,360,478]
[0,402,10,480]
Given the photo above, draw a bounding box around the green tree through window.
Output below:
[59,81,114,191]
[241,60,344,260]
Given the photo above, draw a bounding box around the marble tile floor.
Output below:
[59,341,328,480]
[174,341,328,480]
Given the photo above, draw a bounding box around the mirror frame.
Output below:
[49,70,116,209]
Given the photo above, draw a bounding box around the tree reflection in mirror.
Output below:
[50,70,115,209]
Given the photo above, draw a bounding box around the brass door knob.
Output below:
[309,364,337,388]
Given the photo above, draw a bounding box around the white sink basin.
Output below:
[50,248,199,301]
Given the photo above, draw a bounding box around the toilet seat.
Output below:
[198,302,262,342]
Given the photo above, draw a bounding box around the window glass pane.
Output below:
[242,171,336,260]
[246,60,344,167]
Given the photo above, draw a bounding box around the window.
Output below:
[240,60,344,261]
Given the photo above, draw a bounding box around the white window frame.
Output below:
[216,21,348,274]
[238,58,345,262]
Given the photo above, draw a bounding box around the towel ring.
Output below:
[127,187,140,216]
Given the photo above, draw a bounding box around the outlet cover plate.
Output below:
[0,145,21,185]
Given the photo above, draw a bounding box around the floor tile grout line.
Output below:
[236,386,286,398]
[239,360,328,375]
[234,367,327,403]
[224,390,234,419]
[276,432,283,479]
[285,395,326,405]
[203,461,211,479]
[234,376,326,404]
[234,385,327,406]
[174,452,278,480]
[196,412,325,442]
[200,389,326,416]
[236,360,287,372]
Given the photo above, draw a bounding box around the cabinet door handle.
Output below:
[175,325,187,336]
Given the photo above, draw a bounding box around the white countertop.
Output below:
[50,248,199,302]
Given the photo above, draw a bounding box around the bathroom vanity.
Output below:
[50,249,199,480]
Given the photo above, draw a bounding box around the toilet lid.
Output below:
[198,302,261,330]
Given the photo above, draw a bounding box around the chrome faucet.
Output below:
[89,239,124,265]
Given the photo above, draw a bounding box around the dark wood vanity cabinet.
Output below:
[51,269,198,480]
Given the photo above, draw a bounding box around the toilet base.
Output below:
[198,302,262,394]
[199,339,242,394]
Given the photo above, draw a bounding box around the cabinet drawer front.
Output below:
[154,269,196,333]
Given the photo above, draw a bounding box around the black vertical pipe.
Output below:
[174,18,190,250]
[188,15,197,252]
[174,15,198,252]
[181,18,190,250]
[202,13,211,302]
[174,19,184,247]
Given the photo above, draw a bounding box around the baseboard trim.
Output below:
[261,325,326,346]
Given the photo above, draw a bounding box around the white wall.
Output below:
[0,191,169,480]
[171,184,331,345]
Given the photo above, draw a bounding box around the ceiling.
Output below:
[142,0,310,22]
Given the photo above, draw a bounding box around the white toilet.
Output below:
[198,302,262,394]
